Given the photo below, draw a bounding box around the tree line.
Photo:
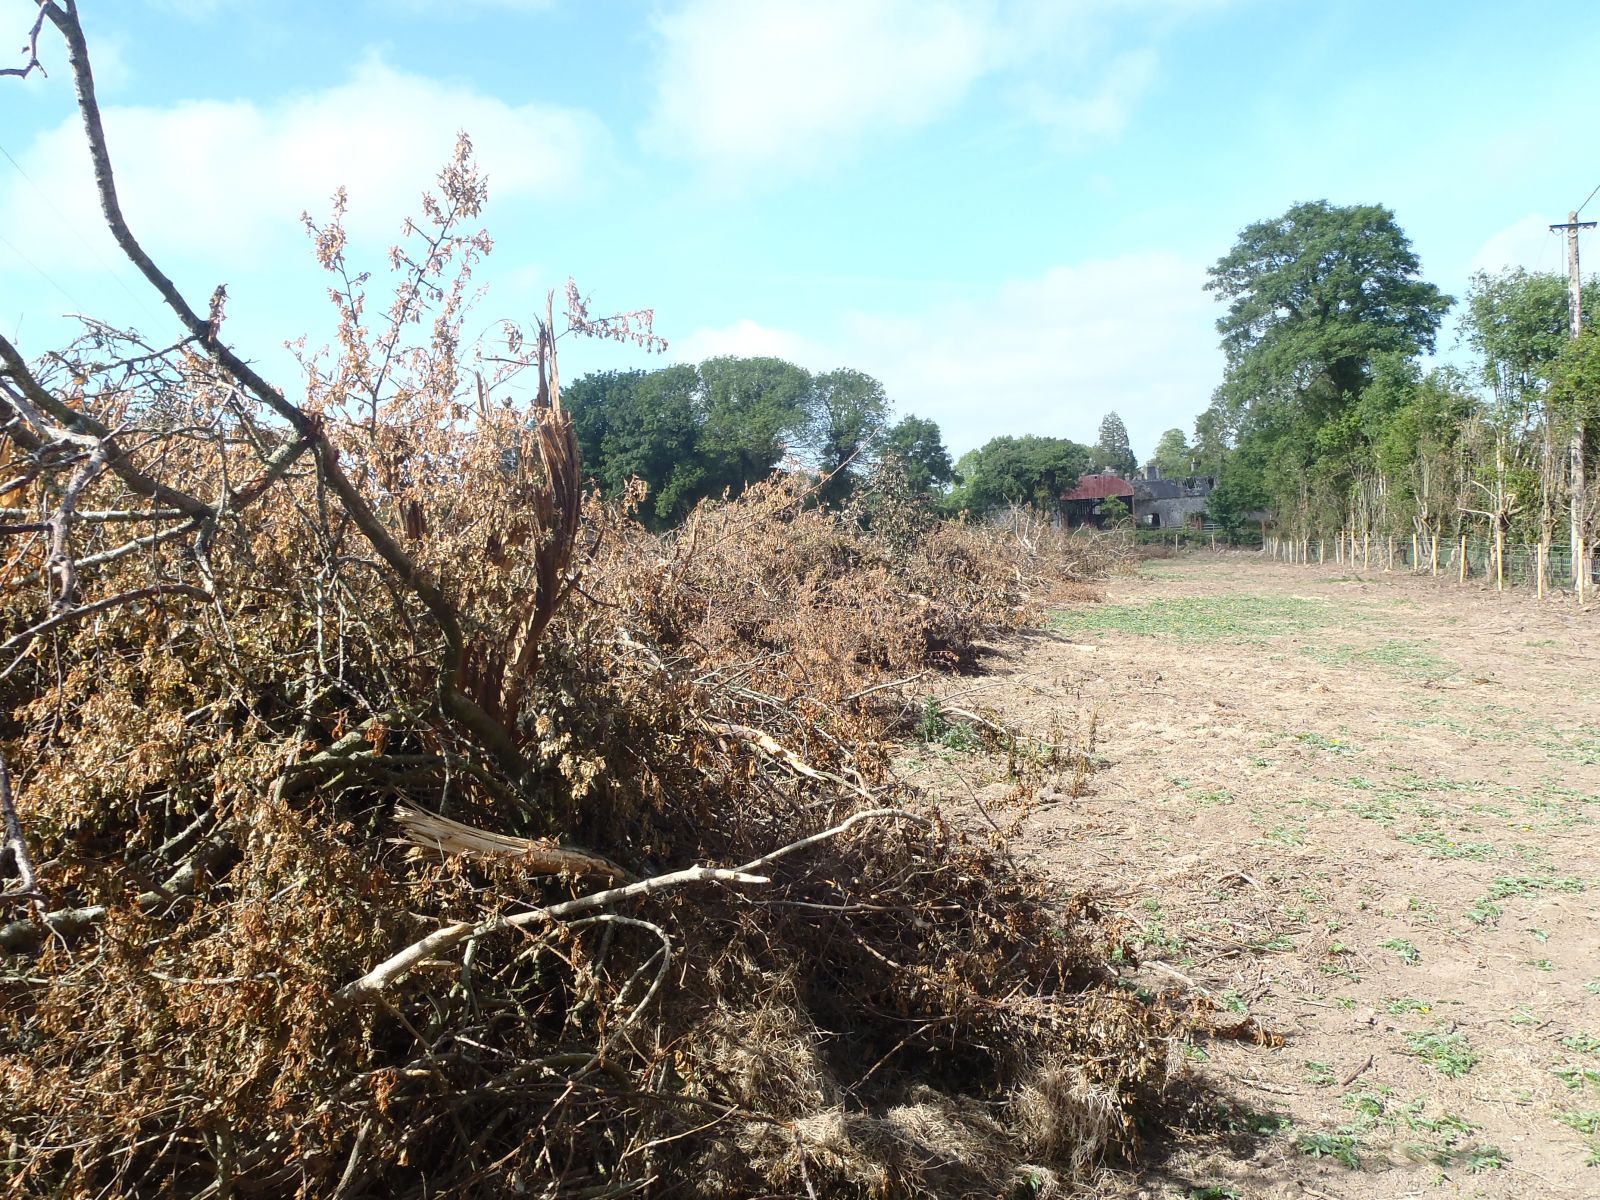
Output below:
[568,357,1152,523]
[1190,199,1600,585]
[564,357,954,524]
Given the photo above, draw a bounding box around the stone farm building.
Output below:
[1132,466,1216,530]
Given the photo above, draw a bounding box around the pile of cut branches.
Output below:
[1,8,1171,1197]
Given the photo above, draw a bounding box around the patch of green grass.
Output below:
[1298,731,1358,755]
[1488,873,1586,899]
[1563,1033,1600,1055]
[1455,1144,1508,1173]
[1406,1027,1479,1077]
[1466,872,1586,926]
[1295,1129,1363,1169]
[1553,1063,1600,1091]
[1253,933,1296,953]
[1396,829,1496,860]
[1049,594,1341,643]
[1135,918,1186,957]
[916,697,981,752]
[1382,937,1422,966]
[1556,1110,1600,1135]
[1386,997,1433,1016]
[1344,794,1399,824]
[1301,639,1456,679]
[1305,1060,1336,1087]
[1260,826,1306,848]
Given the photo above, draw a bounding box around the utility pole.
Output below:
[1551,210,1596,598]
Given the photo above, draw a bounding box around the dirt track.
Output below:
[908,553,1600,1198]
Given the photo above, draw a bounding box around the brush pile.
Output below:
[1,13,1166,1196]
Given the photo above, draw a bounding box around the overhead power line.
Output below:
[1578,180,1600,218]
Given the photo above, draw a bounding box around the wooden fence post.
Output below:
[1459,534,1468,584]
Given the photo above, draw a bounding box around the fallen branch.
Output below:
[705,718,875,799]
[395,805,627,882]
[0,753,41,910]
[337,806,925,1007]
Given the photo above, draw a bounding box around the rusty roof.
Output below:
[1062,473,1135,501]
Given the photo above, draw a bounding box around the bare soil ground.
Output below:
[902,553,1600,1199]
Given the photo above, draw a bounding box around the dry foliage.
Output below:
[1,9,1167,1197]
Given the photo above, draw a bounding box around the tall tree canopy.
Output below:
[1145,427,1194,478]
[1091,411,1137,477]
[1206,200,1452,413]
[697,356,813,494]
[1198,200,1453,534]
[876,414,954,498]
[948,435,1091,515]
[1461,268,1600,414]
[567,357,935,522]
[801,368,891,504]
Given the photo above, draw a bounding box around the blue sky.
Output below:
[4,0,1598,461]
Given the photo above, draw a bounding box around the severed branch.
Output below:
[0,753,41,910]
[337,807,926,1007]
[28,2,537,792]
[0,341,214,519]
[706,718,874,799]
[394,805,626,883]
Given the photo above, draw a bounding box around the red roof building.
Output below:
[1060,472,1135,528]
[1061,473,1135,503]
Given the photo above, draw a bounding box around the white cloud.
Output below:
[644,0,1241,179]
[1467,214,1569,279]
[672,317,828,366]
[1017,47,1159,143]
[1,56,605,275]
[374,0,556,13]
[645,0,1001,178]
[677,252,1224,457]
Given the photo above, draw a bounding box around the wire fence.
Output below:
[1258,530,1598,597]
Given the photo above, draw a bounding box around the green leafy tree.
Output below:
[565,367,704,525]
[801,367,891,504]
[1462,268,1598,412]
[947,435,1091,515]
[1207,200,1452,409]
[1200,200,1452,533]
[1091,411,1137,476]
[697,356,813,496]
[1146,427,1194,478]
[876,414,953,497]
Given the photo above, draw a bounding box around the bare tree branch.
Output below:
[0,2,46,79]
[336,806,925,1007]
[0,583,212,678]
[0,753,41,910]
[29,2,538,790]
